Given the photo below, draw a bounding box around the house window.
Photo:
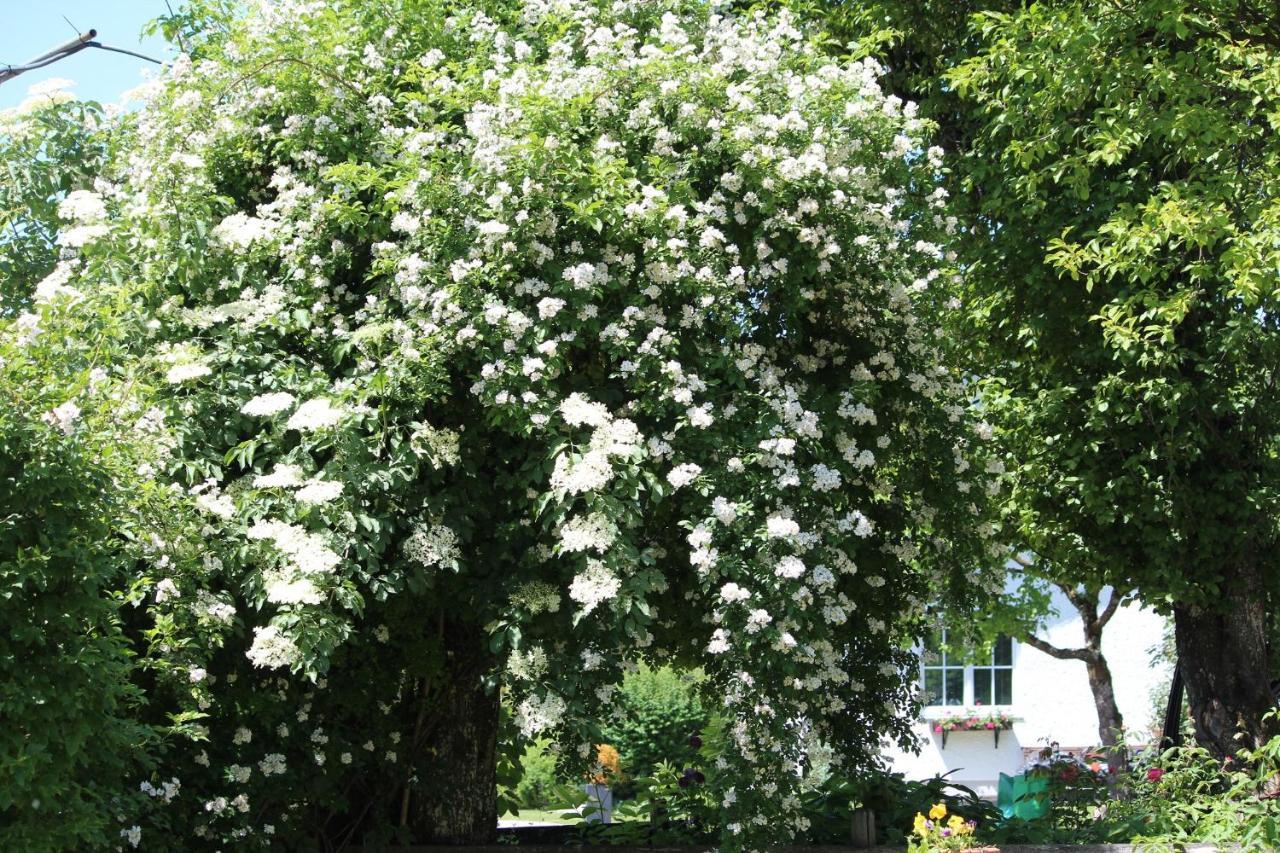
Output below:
[920,630,1015,707]
[973,635,1014,706]
[921,631,966,706]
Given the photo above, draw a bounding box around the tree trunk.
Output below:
[1084,649,1126,776]
[406,622,500,844]
[1174,562,1277,757]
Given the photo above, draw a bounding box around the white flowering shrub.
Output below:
[1,0,1001,848]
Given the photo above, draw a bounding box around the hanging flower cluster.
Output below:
[5,0,1002,847]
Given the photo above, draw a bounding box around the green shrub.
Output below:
[510,739,580,810]
[1101,734,1280,848]
[601,665,710,788]
[0,284,170,849]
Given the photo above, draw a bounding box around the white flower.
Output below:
[774,555,806,579]
[745,609,773,633]
[515,692,567,738]
[195,493,236,519]
[558,512,616,553]
[193,590,236,623]
[247,625,301,669]
[189,667,207,683]
[295,478,343,504]
[511,581,562,614]
[241,392,296,417]
[567,560,620,615]
[286,398,344,431]
[707,628,731,654]
[711,496,737,524]
[403,523,460,567]
[719,582,751,604]
[537,296,566,318]
[760,437,797,456]
[590,419,642,456]
[120,825,142,848]
[57,224,110,247]
[166,363,211,384]
[549,449,614,494]
[666,463,702,489]
[766,516,800,538]
[267,577,323,606]
[212,212,277,249]
[559,393,611,427]
[155,579,180,603]
[811,464,842,492]
[258,753,287,775]
[687,405,714,428]
[410,423,462,466]
[33,262,81,303]
[254,463,304,489]
[58,190,106,223]
[41,400,80,435]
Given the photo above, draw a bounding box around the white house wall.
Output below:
[881,587,1170,799]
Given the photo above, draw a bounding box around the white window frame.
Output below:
[919,629,1017,713]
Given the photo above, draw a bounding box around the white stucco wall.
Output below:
[882,587,1170,798]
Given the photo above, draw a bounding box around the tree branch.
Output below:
[1061,584,1099,622]
[1011,552,1036,570]
[1020,632,1093,662]
[1095,588,1123,631]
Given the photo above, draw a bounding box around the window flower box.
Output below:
[927,708,1018,748]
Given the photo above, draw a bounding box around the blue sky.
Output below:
[1,1,175,110]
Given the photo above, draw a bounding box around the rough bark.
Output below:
[406,622,500,844]
[1083,650,1125,775]
[1174,561,1277,757]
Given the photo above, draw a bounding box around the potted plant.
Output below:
[583,743,624,824]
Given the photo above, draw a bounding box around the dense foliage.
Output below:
[783,0,1280,756]
[950,0,1280,755]
[0,86,184,851]
[600,664,708,785]
[1,0,1000,848]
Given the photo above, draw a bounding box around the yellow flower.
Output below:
[948,815,964,831]
[913,813,928,837]
[929,802,947,821]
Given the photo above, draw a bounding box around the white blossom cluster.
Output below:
[20,0,1003,846]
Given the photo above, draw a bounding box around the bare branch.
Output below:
[1020,632,1092,662]
[1061,583,1100,621]
[1096,588,1123,631]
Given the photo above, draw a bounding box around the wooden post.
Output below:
[850,807,876,848]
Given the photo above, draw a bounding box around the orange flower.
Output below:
[586,743,624,784]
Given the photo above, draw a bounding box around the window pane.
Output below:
[973,669,992,705]
[994,635,1013,666]
[923,669,943,705]
[995,669,1013,705]
[945,668,964,706]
